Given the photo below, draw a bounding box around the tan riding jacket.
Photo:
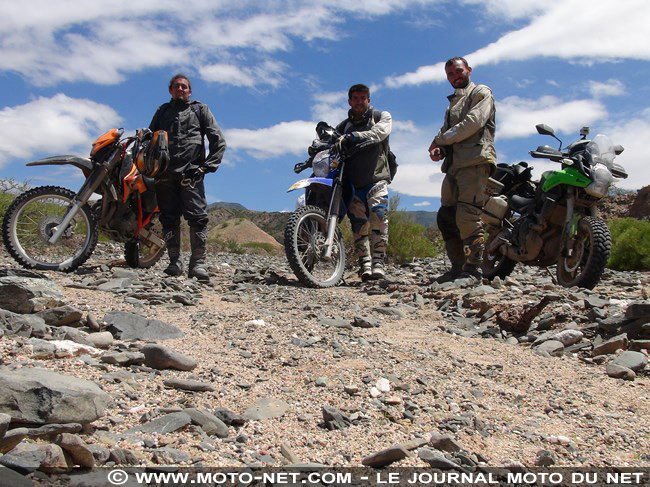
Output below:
[434,81,496,173]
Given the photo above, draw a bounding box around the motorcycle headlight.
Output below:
[312,150,331,178]
[585,163,613,198]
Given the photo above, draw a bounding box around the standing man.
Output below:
[149,73,227,283]
[336,84,392,281]
[429,57,496,283]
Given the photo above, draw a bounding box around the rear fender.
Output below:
[27,156,94,175]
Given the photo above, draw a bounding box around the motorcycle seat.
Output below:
[509,195,536,213]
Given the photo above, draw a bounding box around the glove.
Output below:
[334,133,354,153]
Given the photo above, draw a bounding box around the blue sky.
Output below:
[1,0,648,212]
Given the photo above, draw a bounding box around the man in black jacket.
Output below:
[149,73,227,282]
[336,84,392,281]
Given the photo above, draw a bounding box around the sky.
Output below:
[0,0,649,212]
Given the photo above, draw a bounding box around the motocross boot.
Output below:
[163,226,183,277]
[358,257,372,282]
[370,253,386,280]
[458,235,485,283]
[435,238,465,283]
[188,226,210,283]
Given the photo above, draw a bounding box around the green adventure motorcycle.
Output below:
[481,124,628,289]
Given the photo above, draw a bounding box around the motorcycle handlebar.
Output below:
[294,160,312,174]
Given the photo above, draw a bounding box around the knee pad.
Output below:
[370,203,388,221]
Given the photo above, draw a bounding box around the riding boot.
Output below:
[435,237,465,283]
[459,235,485,282]
[163,226,183,277]
[370,229,387,280]
[370,252,386,280]
[188,226,210,283]
[358,257,372,282]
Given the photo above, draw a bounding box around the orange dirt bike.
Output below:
[2,128,168,272]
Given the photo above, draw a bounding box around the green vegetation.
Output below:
[386,195,439,264]
[336,195,441,266]
[0,192,13,218]
[241,242,281,255]
[608,218,650,271]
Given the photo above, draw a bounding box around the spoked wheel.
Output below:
[482,229,516,280]
[556,216,611,290]
[284,205,345,288]
[124,219,165,268]
[2,186,98,272]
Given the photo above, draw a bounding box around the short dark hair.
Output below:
[445,57,470,69]
[169,73,192,91]
[348,83,370,99]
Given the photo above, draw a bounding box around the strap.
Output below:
[190,103,206,139]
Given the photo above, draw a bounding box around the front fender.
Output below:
[287,177,333,192]
[27,155,94,173]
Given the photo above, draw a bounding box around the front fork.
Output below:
[560,192,596,258]
[323,182,342,259]
[47,155,115,244]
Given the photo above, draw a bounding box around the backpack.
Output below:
[372,110,398,183]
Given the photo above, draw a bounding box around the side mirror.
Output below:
[614,144,624,155]
[536,124,555,136]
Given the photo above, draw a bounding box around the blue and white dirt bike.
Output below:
[284,122,353,288]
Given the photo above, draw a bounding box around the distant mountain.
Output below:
[206,203,438,246]
[207,205,289,244]
[208,201,248,212]
[402,210,438,229]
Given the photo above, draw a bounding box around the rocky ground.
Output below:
[1,243,649,485]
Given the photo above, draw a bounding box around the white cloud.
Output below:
[385,63,446,89]
[385,0,650,88]
[199,60,288,88]
[588,79,626,98]
[460,0,554,21]
[602,108,650,190]
[413,201,432,207]
[0,0,443,89]
[0,94,122,168]
[311,91,348,125]
[387,121,444,197]
[225,121,316,159]
[497,96,607,139]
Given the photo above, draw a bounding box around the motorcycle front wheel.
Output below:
[556,216,611,290]
[124,219,165,269]
[284,205,346,288]
[2,186,98,272]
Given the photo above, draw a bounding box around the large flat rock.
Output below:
[0,368,111,425]
[103,311,183,341]
[0,276,65,314]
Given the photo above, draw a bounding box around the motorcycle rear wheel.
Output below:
[2,186,98,272]
[124,219,165,269]
[556,216,611,290]
[284,205,345,288]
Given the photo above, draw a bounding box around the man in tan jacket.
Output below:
[429,57,496,283]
